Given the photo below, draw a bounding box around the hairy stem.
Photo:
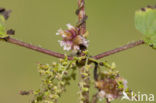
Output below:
[93,40,145,59]
[6,37,73,60]
[78,0,86,35]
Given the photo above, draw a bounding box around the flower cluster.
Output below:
[56,24,88,51]
[96,77,128,101]
[78,57,90,103]
[32,58,77,103]
[96,62,131,102]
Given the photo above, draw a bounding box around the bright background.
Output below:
[0,0,156,103]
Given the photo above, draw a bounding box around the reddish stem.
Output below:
[93,40,145,59]
[6,37,73,60]
[5,38,145,60]
[78,0,86,35]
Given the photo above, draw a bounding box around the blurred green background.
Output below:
[0,0,156,103]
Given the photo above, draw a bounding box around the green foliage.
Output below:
[0,15,8,39]
[135,7,156,48]
[32,57,77,103]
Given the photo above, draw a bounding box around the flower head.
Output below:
[56,24,88,51]
[96,78,123,101]
[96,70,129,102]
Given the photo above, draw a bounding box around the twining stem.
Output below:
[6,37,73,60]
[78,0,86,35]
[93,40,145,59]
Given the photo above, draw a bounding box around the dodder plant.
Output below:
[0,1,156,103]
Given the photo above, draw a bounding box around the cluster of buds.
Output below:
[32,58,77,103]
[56,24,88,51]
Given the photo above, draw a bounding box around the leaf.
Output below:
[0,15,8,39]
[135,7,156,48]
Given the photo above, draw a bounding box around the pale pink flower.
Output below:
[56,24,88,51]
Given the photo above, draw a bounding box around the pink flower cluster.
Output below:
[56,24,88,51]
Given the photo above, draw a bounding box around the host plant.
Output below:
[0,1,156,103]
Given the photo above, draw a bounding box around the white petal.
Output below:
[62,34,66,37]
[56,29,62,35]
[58,40,64,47]
[66,24,74,30]
[57,29,67,37]
[58,28,63,32]
[62,41,72,51]
[56,32,60,35]
[99,90,106,98]
[73,45,80,50]
[64,46,71,51]
[64,44,71,51]
[107,94,114,101]
[79,36,89,47]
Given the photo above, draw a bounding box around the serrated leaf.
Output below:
[0,15,8,38]
[135,7,156,48]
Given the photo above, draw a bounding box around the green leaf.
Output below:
[135,7,156,48]
[0,15,8,39]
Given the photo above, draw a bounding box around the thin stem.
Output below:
[6,37,73,60]
[4,37,145,61]
[78,0,86,35]
[79,66,90,103]
[93,40,145,59]
[77,0,90,103]
[91,93,98,103]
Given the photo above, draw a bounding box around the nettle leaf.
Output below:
[0,15,8,39]
[135,6,156,48]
